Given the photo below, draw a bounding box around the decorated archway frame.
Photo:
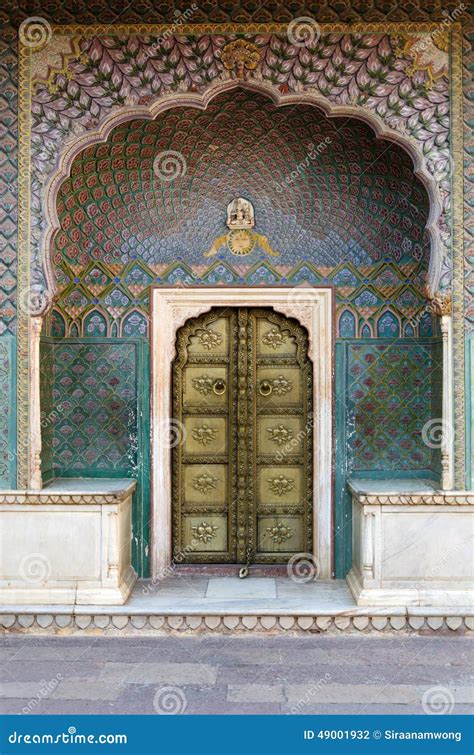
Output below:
[17,22,464,488]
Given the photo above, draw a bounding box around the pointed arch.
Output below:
[41,79,443,311]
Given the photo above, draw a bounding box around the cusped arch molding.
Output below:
[41,80,443,315]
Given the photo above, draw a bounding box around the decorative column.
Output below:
[28,316,43,490]
[440,313,454,490]
[361,509,375,581]
[425,288,454,491]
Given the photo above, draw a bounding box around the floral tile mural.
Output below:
[46,341,138,473]
[28,29,453,298]
[346,341,442,472]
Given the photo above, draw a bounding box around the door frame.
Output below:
[151,286,334,579]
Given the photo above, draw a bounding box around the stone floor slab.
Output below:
[4,644,93,661]
[0,661,102,684]
[100,662,217,686]
[227,684,285,703]
[285,683,420,705]
[0,635,472,715]
[0,681,59,699]
[50,680,124,701]
[282,703,474,715]
[205,578,277,599]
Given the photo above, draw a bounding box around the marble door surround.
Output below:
[151,287,333,579]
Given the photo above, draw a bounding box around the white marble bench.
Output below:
[0,478,136,605]
[347,479,474,607]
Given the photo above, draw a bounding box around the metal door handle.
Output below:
[259,380,273,396]
[213,379,226,395]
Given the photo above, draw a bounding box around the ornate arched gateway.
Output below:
[31,84,451,579]
[11,24,468,605]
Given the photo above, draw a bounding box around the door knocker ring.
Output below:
[259,380,273,396]
[213,379,226,395]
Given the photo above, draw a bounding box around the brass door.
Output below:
[172,307,312,564]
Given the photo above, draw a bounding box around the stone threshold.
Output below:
[0,578,472,635]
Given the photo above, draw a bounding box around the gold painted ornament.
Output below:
[221,40,261,79]
[204,197,279,258]
[227,229,256,256]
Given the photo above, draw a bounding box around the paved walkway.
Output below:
[0,635,472,715]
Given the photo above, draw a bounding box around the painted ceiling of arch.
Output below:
[30,29,451,299]
[49,89,436,339]
[54,90,430,269]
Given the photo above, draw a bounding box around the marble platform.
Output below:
[347,479,474,607]
[0,478,136,605]
[348,479,438,496]
[1,577,472,635]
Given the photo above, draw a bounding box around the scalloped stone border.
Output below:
[1,612,472,635]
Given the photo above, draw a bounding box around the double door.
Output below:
[172,307,312,564]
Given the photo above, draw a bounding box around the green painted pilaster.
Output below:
[0,335,16,488]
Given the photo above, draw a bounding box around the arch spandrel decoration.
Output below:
[42,85,440,350]
[24,25,457,305]
[40,79,445,305]
[17,22,464,490]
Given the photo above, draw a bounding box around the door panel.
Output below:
[172,309,236,562]
[257,416,305,456]
[251,309,312,563]
[258,466,302,506]
[183,417,228,455]
[186,316,229,356]
[257,319,298,357]
[256,367,301,405]
[183,464,228,504]
[172,307,312,564]
[182,514,228,553]
[258,516,304,553]
[183,366,228,408]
